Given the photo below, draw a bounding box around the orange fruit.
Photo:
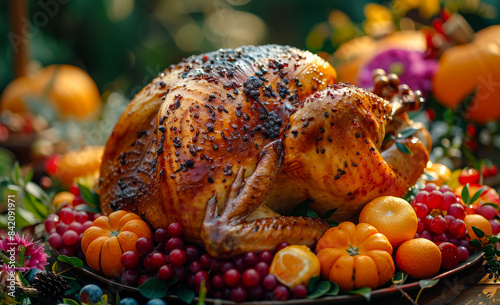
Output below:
[425,162,451,186]
[359,196,418,247]
[464,214,492,242]
[52,191,75,209]
[396,238,442,279]
[269,245,320,288]
[55,146,104,186]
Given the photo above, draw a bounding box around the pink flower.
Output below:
[0,233,49,272]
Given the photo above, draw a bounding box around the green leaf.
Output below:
[23,193,50,219]
[18,246,26,266]
[115,292,121,305]
[483,203,499,209]
[383,134,395,142]
[177,288,195,304]
[469,239,482,248]
[78,183,99,208]
[485,248,495,256]
[291,199,313,217]
[472,226,485,238]
[18,271,29,286]
[422,172,437,181]
[11,162,22,186]
[392,271,408,285]
[197,280,207,305]
[419,279,439,289]
[470,187,487,205]
[15,207,37,228]
[461,184,470,205]
[489,237,499,244]
[65,280,81,296]
[326,282,340,296]
[347,287,371,301]
[307,209,319,218]
[396,142,412,155]
[307,276,320,293]
[52,261,59,273]
[25,182,51,205]
[58,255,84,268]
[398,127,419,139]
[24,171,33,185]
[327,220,339,227]
[321,209,337,220]
[74,204,100,214]
[59,275,77,281]
[307,281,331,299]
[63,298,80,305]
[138,278,171,299]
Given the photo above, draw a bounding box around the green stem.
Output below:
[415,287,424,304]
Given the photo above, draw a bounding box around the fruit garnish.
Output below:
[269,245,320,289]
[464,214,492,242]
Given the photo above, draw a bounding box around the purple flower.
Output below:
[0,233,49,272]
[358,49,438,97]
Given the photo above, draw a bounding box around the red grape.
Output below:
[210,259,223,273]
[420,230,432,241]
[437,242,459,269]
[233,255,245,271]
[489,219,500,234]
[224,269,241,287]
[292,284,308,299]
[154,228,169,244]
[476,205,496,220]
[136,237,154,254]
[440,192,458,211]
[59,208,75,224]
[427,190,443,210]
[69,183,80,196]
[45,214,59,232]
[254,262,270,277]
[259,251,273,265]
[137,274,151,286]
[243,252,259,268]
[276,242,290,252]
[262,274,278,291]
[424,215,434,231]
[433,233,448,243]
[459,239,471,252]
[248,285,264,301]
[74,211,89,224]
[169,249,187,266]
[48,233,63,248]
[62,230,78,246]
[414,191,429,205]
[417,219,425,233]
[82,220,93,232]
[167,223,183,237]
[165,237,184,253]
[430,216,447,234]
[194,270,209,286]
[173,265,187,282]
[56,223,69,235]
[68,222,83,234]
[457,246,470,262]
[449,219,467,239]
[185,245,200,262]
[444,215,456,228]
[121,269,139,286]
[199,254,211,269]
[423,183,437,192]
[212,274,225,290]
[412,203,428,219]
[221,261,236,274]
[439,185,452,193]
[150,252,166,269]
[447,203,466,220]
[189,261,202,274]
[121,251,140,269]
[143,255,158,273]
[242,269,261,288]
[59,245,75,256]
[272,285,290,301]
[231,285,247,303]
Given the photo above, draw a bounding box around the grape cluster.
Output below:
[45,186,100,259]
[120,223,305,303]
[411,183,470,266]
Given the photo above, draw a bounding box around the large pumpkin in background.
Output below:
[432,24,500,124]
[333,31,427,84]
[0,64,100,120]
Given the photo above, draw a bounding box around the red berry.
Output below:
[121,269,139,286]
[199,254,211,269]
[69,183,80,196]
[433,233,449,243]
[59,208,75,224]
[121,251,140,269]
[185,245,200,262]
[62,230,78,246]
[136,237,154,254]
[137,274,151,286]
[165,237,184,253]
[259,251,273,265]
[150,252,166,268]
[189,261,202,274]
[224,269,241,288]
[459,239,471,252]
[221,261,236,274]
[262,274,278,291]
[488,165,498,177]
[233,255,245,271]
[424,215,435,231]
[440,192,458,211]
[74,211,89,224]
[173,265,187,282]
[443,215,456,228]
[243,252,259,268]
[430,216,447,234]
[437,242,460,269]
[414,191,429,205]
[412,203,428,219]
[439,185,452,193]
[476,205,496,220]
[423,183,437,192]
[458,168,480,185]
[143,255,158,272]
[417,218,425,233]
[447,203,466,220]
[276,242,290,252]
[248,285,264,301]
[427,190,443,210]
[45,214,59,232]
[169,249,187,266]
[231,285,247,303]
[449,219,467,239]
[457,246,470,262]
[59,245,75,257]
[490,219,500,234]
[44,154,61,175]
[167,223,183,237]
[210,259,223,273]
[420,230,432,241]
[68,222,83,234]
[212,274,225,290]
[72,196,85,207]
[272,285,290,301]
[292,284,308,299]
[154,228,169,244]
[48,233,63,249]
[254,262,270,277]
[242,269,261,288]
[194,270,209,286]
[82,220,93,232]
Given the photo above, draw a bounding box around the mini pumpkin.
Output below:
[81,210,152,278]
[316,221,395,292]
[432,15,500,123]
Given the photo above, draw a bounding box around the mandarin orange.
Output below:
[269,245,320,288]
[396,238,442,279]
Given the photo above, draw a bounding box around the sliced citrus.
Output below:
[269,245,320,288]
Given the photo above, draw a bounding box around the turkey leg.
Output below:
[201,140,329,258]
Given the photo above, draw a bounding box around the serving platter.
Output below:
[67,250,484,304]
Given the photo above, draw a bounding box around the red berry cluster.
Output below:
[458,165,498,185]
[45,185,100,258]
[411,183,470,269]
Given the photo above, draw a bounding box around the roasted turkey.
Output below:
[99,45,431,258]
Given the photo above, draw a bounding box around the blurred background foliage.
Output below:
[1,0,499,99]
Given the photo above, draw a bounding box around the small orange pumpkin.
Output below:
[432,16,500,123]
[81,210,152,278]
[316,221,395,292]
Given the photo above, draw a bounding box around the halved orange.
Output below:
[269,245,320,288]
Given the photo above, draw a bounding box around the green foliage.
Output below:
[138,278,177,299]
[307,277,340,299]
